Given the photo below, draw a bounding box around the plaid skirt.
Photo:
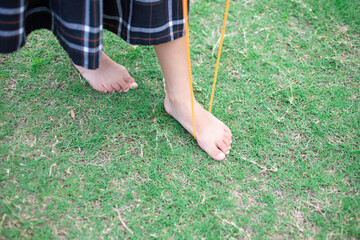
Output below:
[0,0,187,69]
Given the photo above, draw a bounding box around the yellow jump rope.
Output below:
[182,0,230,139]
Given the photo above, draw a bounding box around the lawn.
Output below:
[1,0,359,239]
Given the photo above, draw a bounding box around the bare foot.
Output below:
[73,51,138,93]
[164,94,232,161]
[153,36,231,160]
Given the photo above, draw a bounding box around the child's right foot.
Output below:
[73,51,138,93]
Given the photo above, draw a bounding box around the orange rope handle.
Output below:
[209,0,230,113]
[182,0,197,139]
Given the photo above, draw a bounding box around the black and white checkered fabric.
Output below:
[0,0,187,69]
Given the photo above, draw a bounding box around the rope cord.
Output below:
[208,0,230,113]
[182,0,197,139]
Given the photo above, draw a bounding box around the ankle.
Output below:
[166,88,192,104]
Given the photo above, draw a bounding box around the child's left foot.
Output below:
[153,36,232,160]
[73,51,138,93]
[164,94,232,161]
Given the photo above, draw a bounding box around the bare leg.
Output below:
[154,37,232,161]
[73,51,138,93]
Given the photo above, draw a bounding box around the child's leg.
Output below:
[154,36,232,161]
[73,51,138,93]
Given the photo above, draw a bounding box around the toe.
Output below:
[210,148,226,161]
[125,76,135,84]
[102,84,114,93]
[117,80,128,90]
[111,83,122,92]
[117,77,134,91]
[223,137,231,147]
[130,81,138,89]
[224,126,232,136]
[198,139,226,161]
[124,77,137,90]
[217,140,229,156]
[224,131,232,141]
[87,81,107,93]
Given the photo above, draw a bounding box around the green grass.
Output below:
[1,0,359,238]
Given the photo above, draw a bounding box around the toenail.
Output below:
[124,89,129,92]
[104,90,107,93]
[131,82,138,89]
[226,150,230,154]
[228,146,231,150]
